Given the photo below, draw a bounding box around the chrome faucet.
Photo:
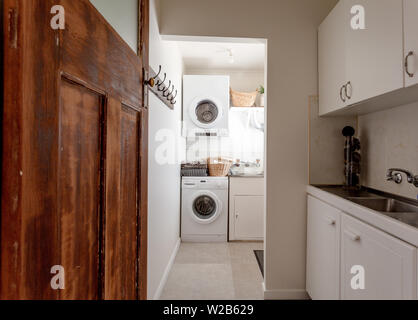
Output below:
[387,168,418,188]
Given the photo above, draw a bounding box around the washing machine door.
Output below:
[190,191,222,224]
[189,96,224,129]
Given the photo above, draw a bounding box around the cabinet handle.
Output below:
[345,81,352,99]
[405,51,415,78]
[344,230,361,242]
[326,218,336,226]
[340,85,346,102]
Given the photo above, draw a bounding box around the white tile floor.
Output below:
[160,242,264,300]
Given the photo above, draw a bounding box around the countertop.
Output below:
[307,185,418,247]
[229,175,264,178]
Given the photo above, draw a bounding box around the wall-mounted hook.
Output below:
[170,89,178,102]
[147,66,175,110]
[164,84,175,98]
[162,80,171,94]
[146,65,162,87]
[157,73,167,90]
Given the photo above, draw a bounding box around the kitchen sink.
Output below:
[347,198,418,213]
[347,197,418,228]
[317,187,378,199]
[315,186,418,229]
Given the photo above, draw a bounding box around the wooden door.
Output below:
[306,196,341,300]
[341,213,416,300]
[1,0,149,300]
[404,0,418,87]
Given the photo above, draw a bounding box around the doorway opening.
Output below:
[160,35,268,300]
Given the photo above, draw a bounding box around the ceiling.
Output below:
[176,41,266,72]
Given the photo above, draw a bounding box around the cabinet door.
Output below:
[345,0,404,105]
[404,0,418,87]
[318,0,348,115]
[341,214,416,300]
[306,196,341,300]
[234,196,264,240]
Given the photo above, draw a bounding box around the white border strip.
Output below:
[152,238,181,300]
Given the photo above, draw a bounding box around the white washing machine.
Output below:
[181,177,229,242]
[183,75,230,137]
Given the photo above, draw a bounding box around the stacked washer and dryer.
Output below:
[181,75,230,242]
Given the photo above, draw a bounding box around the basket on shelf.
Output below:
[230,88,258,107]
[207,157,233,177]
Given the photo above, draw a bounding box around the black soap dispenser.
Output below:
[343,126,361,190]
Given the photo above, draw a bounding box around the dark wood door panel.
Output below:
[1,0,60,300]
[58,79,104,300]
[104,97,122,299]
[119,105,140,300]
[104,101,140,300]
[60,0,143,109]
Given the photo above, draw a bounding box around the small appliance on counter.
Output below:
[342,126,361,190]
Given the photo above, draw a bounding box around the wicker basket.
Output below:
[230,88,258,107]
[207,157,233,177]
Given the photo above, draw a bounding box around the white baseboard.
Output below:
[262,282,309,300]
[152,238,181,300]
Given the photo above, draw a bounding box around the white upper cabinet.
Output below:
[318,0,348,115]
[404,0,418,87]
[344,0,404,106]
[318,0,413,116]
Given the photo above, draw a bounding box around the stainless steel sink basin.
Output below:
[383,212,418,228]
[347,197,418,227]
[315,186,418,229]
[347,198,418,213]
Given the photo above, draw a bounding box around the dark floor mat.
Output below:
[253,250,264,278]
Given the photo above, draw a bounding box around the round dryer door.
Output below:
[191,191,222,224]
[189,97,223,129]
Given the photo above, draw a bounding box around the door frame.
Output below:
[138,0,149,300]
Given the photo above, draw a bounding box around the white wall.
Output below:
[159,0,337,299]
[147,0,184,300]
[90,0,138,53]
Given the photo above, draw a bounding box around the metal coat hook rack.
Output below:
[145,65,176,110]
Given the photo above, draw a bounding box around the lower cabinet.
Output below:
[306,196,341,300]
[234,196,264,239]
[229,178,264,241]
[341,213,416,300]
[307,195,418,300]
